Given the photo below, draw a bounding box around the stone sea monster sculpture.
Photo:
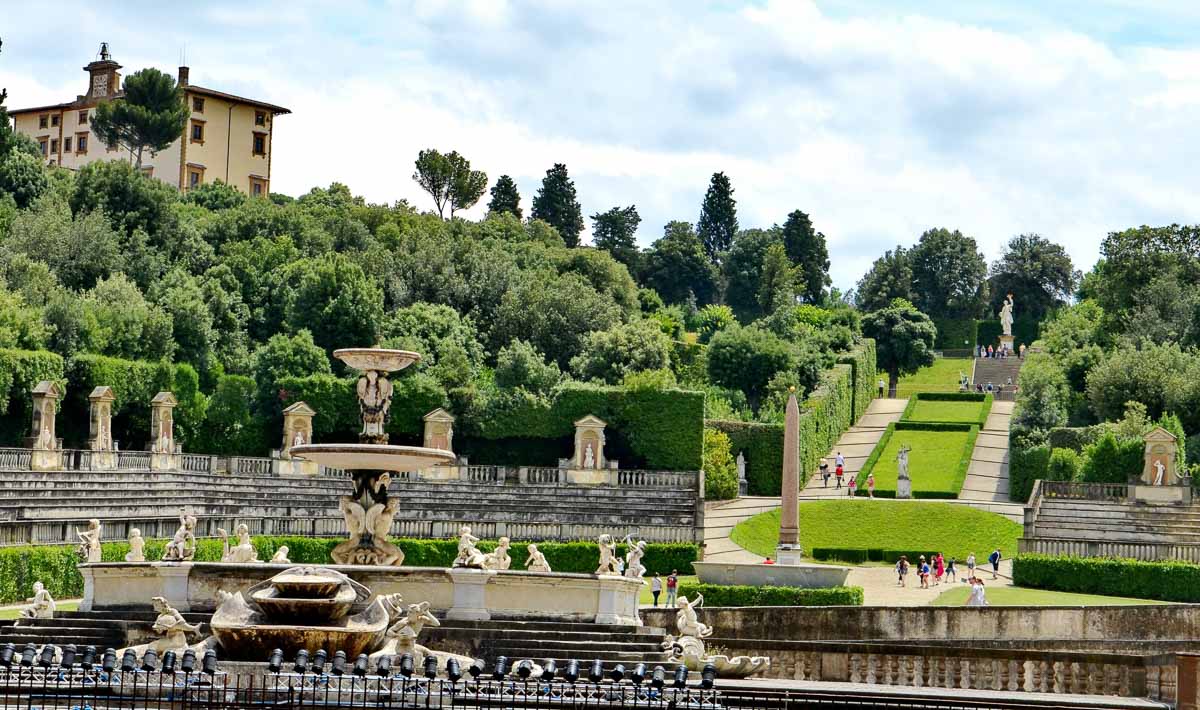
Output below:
[660,594,770,678]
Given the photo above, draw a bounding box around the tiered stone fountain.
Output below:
[290,348,456,566]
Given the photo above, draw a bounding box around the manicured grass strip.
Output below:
[0,600,79,620]
[857,422,978,498]
[883,358,974,398]
[730,500,1019,563]
[930,586,1169,607]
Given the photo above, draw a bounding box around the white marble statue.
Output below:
[162,509,197,562]
[20,581,56,620]
[271,546,291,564]
[1155,459,1166,486]
[596,534,619,574]
[999,294,1014,337]
[676,594,713,639]
[452,525,488,568]
[525,543,552,573]
[623,535,647,579]
[118,596,210,658]
[736,452,746,480]
[357,370,394,439]
[76,519,102,563]
[482,536,512,570]
[896,446,912,500]
[584,443,595,469]
[126,528,145,562]
[219,523,259,563]
[370,595,474,668]
[292,429,305,449]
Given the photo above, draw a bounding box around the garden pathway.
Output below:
[959,400,1015,503]
[846,559,1014,606]
[797,398,908,499]
[702,496,781,563]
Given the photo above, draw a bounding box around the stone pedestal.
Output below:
[775,545,804,566]
[566,467,618,486]
[275,401,318,475]
[999,334,1015,353]
[1132,483,1191,505]
[150,391,179,471]
[27,380,62,472]
[88,386,117,470]
[423,408,455,452]
[694,560,851,588]
[446,568,494,621]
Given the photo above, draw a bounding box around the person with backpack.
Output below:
[896,555,909,587]
[988,548,1002,580]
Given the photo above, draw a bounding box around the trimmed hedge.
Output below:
[0,349,67,446]
[838,338,877,422]
[1013,554,1200,603]
[978,316,1039,351]
[857,421,979,499]
[1009,440,1050,503]
[709,420,783,496]
[900,392,993,426]
[0,537,700,605]
[676,582,863,607]
[932,318,978,351]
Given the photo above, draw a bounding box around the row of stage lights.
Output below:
[273,649,717,689]
[0,642,218,675]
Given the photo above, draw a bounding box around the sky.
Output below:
[3,0,1200,291]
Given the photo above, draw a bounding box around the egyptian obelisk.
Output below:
[776,387,802,565]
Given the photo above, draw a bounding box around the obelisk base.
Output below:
[775,544,803,566]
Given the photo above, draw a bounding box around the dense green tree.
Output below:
[862,299,937,396]
[570,320,672,385]
[551,247,640,314]
[706,325,796,410]
[781,209,830,304]
[0,285,50,349]
[487,175,522,218]
[281,253,384,354]
[757,243,801,315]
[693,304,736,344]
[697,172,738,262]
[494,339,561,393]
[531,163,584,247]
[855,246,914,313]
[702,428,739,500]
[0,151,47,209]
[723,227,783,321]
[988,234,1078,320]
[590,205,641,273]
[411,149,487,218]
[198,374,264,456]
[1085,341,1194,423]
[1011,353,1070,432]
[491,271,623,368]
[2,196,124,290]
[199,265,252,373]
[90,68,188,167]
[909,228,988,319]
[150,269,217,374]
[252,329,332,411]
[185,180,247,211]
[382,302,484,372]
[640,221,717,305]
[70,160,177,238]
[76,274,175,361]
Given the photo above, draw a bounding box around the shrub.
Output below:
[675,582,863,607]
[702,428,738,500]
[1046,426,1105,453]
[1046,448,1083,482]
[0,348,66,446]
[1009,440,1050,503]
[1079,432,1143,484]
[1013,554,1200,603]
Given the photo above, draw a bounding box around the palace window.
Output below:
[77,134,88,154]
[50,138,59,154]
[63,137,71,153]
[187,164,205,189]
[255,110,266,126]
[190,119,205,144]
[51,114,59,127]
[250,177,268,196]
[252,132,266,156]
[79,110,89,124]
[39,115,48,129]
[38,138,48,156]
[193,96,205,113]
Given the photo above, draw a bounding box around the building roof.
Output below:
[8,101,79,116]
[187,84,291,115]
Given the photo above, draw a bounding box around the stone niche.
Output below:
[1134,426,1190,504]
[567,414,615,485]
[27,380,63,471]
[419,408,459,481]
[88,386,117,470]
[149,391,179,471]
[274,401,317,475]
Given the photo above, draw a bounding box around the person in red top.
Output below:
[665,570,679,606]
[834,464,844,489]
[763,556,775,564]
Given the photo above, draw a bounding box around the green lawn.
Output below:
[885,358,973,398]
[904,400,988,424]
[861,427,974,497]
[931,586,1169,607]
[731,500,1019,562]
[638,575,697,605]
[0,600,78,620]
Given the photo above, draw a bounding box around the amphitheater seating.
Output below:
[0,467,700,545]
[1030,498,1200,544]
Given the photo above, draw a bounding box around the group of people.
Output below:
[894,548,1004,604]
[818,452,877,498]
[977,343,1025,360]
[648,570,680,607]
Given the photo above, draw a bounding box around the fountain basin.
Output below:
[289,443,455,472]
[251,584,357,624]
[269,570,346,598]
[333,348,420,372]
[211,595,389,660]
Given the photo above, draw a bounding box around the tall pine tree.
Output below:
[781,209,831,304]
[590,205,641,273]
[697,172,738,263]
[531,163,584,247]
[487,174,522,218]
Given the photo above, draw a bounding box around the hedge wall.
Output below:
[838,338,877,422]
[1046,426,1105,453]
[900,392,993,426]
[857,421,979,499]
[1009,440,1050,503]
[0,537,700,605]
[676,582,863,607]
[0,349,66,446]
[932,318,978,351]
[708,420,783,496]
[1013,554,1200,603]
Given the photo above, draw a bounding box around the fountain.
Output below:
[290,348,456,566]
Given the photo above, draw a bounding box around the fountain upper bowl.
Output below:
[289,443,455,472]
[333,348,420,372]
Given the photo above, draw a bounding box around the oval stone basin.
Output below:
[333,348,420,372]
[288,443,455,472]
[252,584,357,624]
[268,570,346,599]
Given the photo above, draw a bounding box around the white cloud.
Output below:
[3,0,1200,291]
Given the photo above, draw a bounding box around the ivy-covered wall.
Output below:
[0,349,66,446]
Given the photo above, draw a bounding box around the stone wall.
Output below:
[640,604,1200,644]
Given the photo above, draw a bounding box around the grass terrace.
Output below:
[884,357,974,398]
[856,422,977,498]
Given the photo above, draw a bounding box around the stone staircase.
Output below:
[427,619,671,670]
[972,356,1023,401]
[1029,498,1200,544]
[0,609,211,651]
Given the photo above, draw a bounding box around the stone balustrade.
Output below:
[1019,536,1200,564]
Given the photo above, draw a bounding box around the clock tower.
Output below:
[84,42,121,101]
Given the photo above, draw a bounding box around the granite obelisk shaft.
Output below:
[776,390,802,564]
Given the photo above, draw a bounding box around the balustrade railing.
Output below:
[181,453,215,473]
[465,465,505,484]
[230,456,273,475]
[0,448,31,469]
[524,466,563,484]
[1041,480,1130,501]
[1019,536,1200,564]
[618,469,698,489]
[116,450,151,470]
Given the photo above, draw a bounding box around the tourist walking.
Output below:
[650,574,662,607]
[966,552,976,578]
[966,577,988,606]
[934,553,945,586]
[896,555,909,587]
[847,475,856,498]
[946,557,957,582]
[866,473,875,498]
[820,458,830,487]
[835,451,845,469]
[878,378,885,398]
[989,548,1002,580]
[665,570,678,607]
[834,463,844,489]
[918,556,930,589]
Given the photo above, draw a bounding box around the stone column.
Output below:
[275,401,317,475]
[27,380,63,471]
[776,388,802,564]
[88,386,117,470]
[421,408,457,480]
[568,414,609,485]
[150,391,179,471]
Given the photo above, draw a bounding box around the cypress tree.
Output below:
[697,172,738,262]
[531,163,584,247]
[487,174,522,219]
[590,205,642,273]
[781,209,831,304]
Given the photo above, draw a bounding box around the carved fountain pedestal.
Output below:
[291,349,455,567]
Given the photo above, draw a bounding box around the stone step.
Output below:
[482,647,672,666]
[438,619,657,635]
